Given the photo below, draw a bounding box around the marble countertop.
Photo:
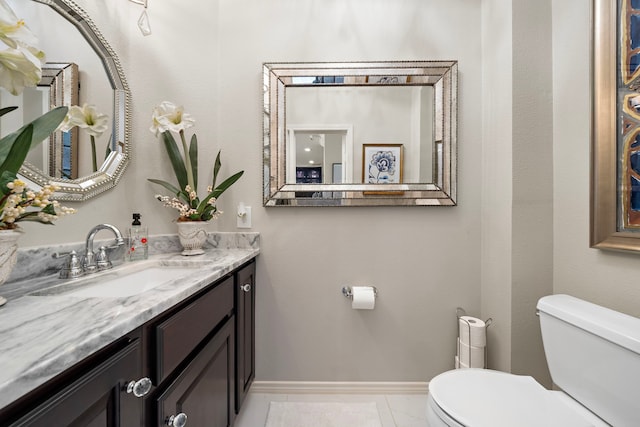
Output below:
[0,246,259,409]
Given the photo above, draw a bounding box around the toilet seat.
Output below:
[428,369,607,427]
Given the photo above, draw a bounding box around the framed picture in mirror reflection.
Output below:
[362,143,403,195]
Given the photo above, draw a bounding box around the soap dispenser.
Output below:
[127,213,148,261]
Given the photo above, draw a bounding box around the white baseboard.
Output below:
[249,381,429,395]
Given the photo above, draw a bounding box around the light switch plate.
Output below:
[237,206,252,228]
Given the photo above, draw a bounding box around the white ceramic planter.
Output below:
[0,229,21,306]
[176,221,209,256]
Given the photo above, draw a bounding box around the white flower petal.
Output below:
[0,47,41,95]
[150,101,196,134]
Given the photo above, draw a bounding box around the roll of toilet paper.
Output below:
[457,338,485,368]
[351,286,376,310]
[458,316,486,347]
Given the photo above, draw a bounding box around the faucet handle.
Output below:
[52,250,83,279]
[95,246,113,271]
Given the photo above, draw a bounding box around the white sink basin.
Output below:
[31,261,202,298]
[64,266,195,297]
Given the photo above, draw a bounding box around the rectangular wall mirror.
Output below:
[263,61,457,207]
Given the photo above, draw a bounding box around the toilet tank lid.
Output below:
[537,294,640,355]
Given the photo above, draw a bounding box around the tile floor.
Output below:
[234,392,429,427]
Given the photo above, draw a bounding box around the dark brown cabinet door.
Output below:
[9,339,143,427]
[235,261,255,413]
[155,319,235,427]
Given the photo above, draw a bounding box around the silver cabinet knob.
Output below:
[166,413,187,427]
[125,377,152,398]
[240,283,251,292]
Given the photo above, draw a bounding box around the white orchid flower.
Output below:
[150,101,195,136]
[56,104,109,172]
[0,0,40,49]
[0,0,45,95]
[60,104,109,137]
[0,47,41,95]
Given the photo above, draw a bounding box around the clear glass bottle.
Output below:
[127,213,148,261]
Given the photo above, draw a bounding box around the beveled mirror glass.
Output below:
[263,61,457,207]
[4,0,130,201]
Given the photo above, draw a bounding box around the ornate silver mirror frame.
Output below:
[263,61,457,207]
[18,0,130,201]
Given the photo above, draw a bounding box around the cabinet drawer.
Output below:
[155,276,233,383]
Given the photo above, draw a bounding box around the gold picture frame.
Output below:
[591,0,640,251]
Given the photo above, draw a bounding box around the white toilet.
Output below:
[427,294,640,427]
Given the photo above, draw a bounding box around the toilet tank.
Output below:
[537,294,640,427]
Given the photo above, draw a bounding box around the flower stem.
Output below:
[90,135,97,172]
[179,130,195,192]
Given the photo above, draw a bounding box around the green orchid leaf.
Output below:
[196,195,213,212]
[41,203,57,215]
[148,178,181,195]
[0,170,16,188]
[0,106,18,118]
[200,207,213,221]
[195,198,212,215]
[212,150,222,189]
[161,131,187,191]
[17,212,55,224]
[189,134,198,193]
[148,178,192,205]
[197,170,244,211]
[0,170,16,201]
[211,170,244,199]
[0,106,68,166]
[0,124,33,178]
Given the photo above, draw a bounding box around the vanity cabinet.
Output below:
[0,257,257,427]
[2,336,144,426]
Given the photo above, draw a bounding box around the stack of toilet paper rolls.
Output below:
[455,315,487,369]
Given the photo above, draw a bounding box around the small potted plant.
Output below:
[148,101,243,255]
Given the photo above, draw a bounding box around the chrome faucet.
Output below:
[83,224,125,273]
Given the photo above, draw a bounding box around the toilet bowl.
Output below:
[427,294,640,427]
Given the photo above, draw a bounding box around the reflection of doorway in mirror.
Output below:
[286,125,354,185]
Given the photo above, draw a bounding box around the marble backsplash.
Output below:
[8,232,260,284]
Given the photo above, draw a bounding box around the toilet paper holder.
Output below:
[342,286,378,299]
[456,307,492,369]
